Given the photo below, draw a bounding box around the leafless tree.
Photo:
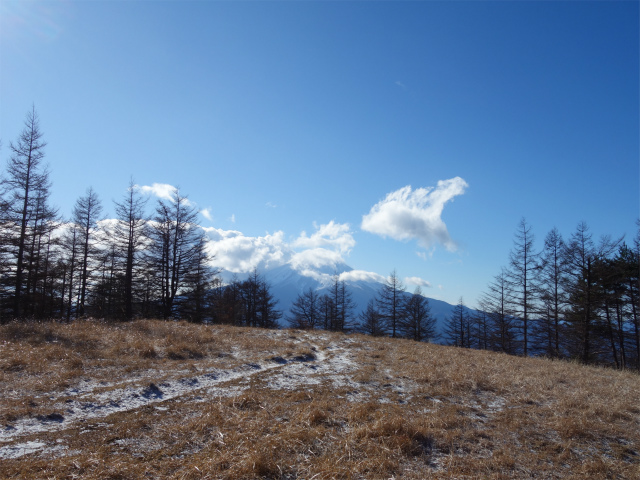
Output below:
[147,188,208,319]
[562,223,622,363]
[71,187,103,318]
[401,286,437,342]
[479,269,518,354]
[287,287,320,329]
[321,274,356,332]
[532,227,567,358]
[444,297,471,347]
[358,299,385,337]
[113,180,148,320]
[506,218,539,356]
[377,270,406,338]
[3,107,54,317]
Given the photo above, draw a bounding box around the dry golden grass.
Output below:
[0,320,638,479]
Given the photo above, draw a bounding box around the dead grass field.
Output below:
[1,319,639,479]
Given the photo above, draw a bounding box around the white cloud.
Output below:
[202,222,382,284]
[293,221,355,255]
[202,221,356,284]
[202,227,242,242]
[138,183,193,206]
[230,214,236,223]
[138,183,176,201]
[266,202,277,208]
[290,248,344,272]
[339,270,386,284]
[203,227,290,273]
[200,208,213,221]
[287,221,355,280]
[405,276,432,288]
[361,177,468,251]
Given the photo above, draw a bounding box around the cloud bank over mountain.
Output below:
[361,177,468,251]
[203,222,363,286]
[203,228,290,273]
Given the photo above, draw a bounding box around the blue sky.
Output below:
[1,0,638,306]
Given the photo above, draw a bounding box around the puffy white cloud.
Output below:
[404,276,432,288]
[138,183,193,206]
[293,221,355,255]
[203,227,290,273]
[361,177,468,251]
[138,183,176,201]
[202,221,355,283]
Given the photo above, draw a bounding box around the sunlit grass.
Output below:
[1,319,638,479]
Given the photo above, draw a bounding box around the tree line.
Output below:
[443,218,640,370]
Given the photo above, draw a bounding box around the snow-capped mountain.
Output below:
[218,262,473,336]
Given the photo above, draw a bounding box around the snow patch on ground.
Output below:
[0,440,75,460]
[0,333,360,459]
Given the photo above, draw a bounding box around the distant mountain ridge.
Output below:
[219,262,475,337]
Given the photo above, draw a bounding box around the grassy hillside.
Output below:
[1,320,638,479]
